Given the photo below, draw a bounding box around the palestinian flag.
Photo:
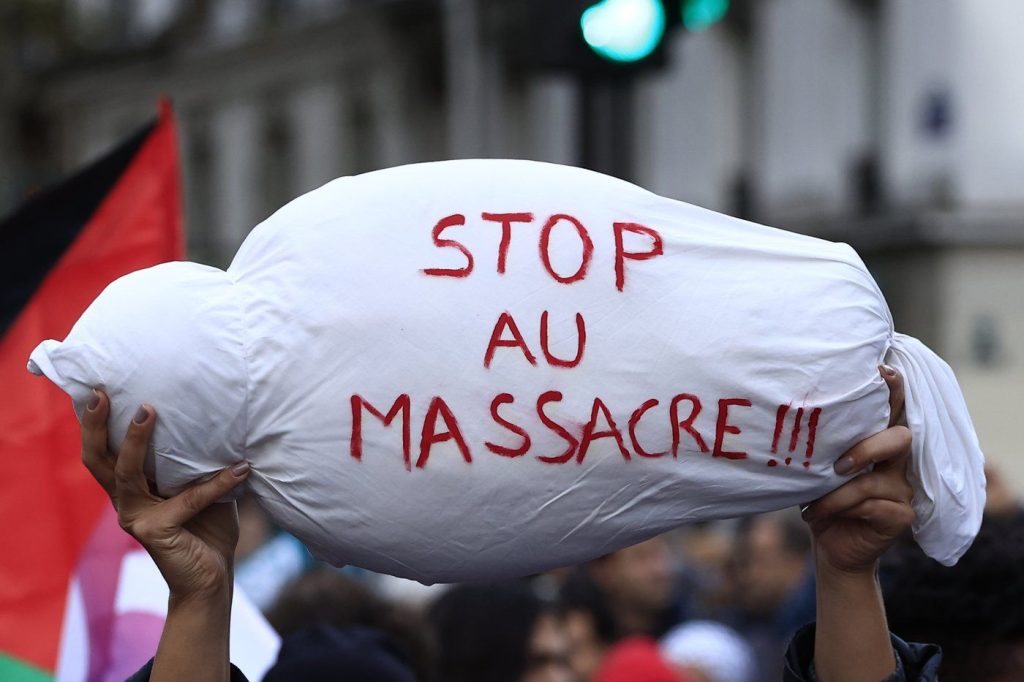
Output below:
[0,102,278,681]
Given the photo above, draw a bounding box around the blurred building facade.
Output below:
[2,0,1022,486]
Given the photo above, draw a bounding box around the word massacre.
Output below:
[350,212,823,471]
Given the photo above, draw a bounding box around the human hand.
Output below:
[802,366,914,576]
[80,390,250,602]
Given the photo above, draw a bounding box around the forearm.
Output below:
[151,583,233,682]
[813,551,894,682]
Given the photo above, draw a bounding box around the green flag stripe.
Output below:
[0,652,52,682]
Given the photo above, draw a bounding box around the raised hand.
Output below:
[80,390,250,601]
[801,366,915,682]
[79,390,249,682]
[802,366,913,574]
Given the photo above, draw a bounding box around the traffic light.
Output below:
[525,0,730,76]
[520,0,732,180]
[526,0,677,75]
[580,0,667,63]
[681,0,730,32]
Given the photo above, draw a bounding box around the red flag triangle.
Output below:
[0,101,184,673]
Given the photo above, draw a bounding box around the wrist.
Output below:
[814,555,880,591]
[168,579,233,614]
[156,580,233,682]
[812,537,881,591]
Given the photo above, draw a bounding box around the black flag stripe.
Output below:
[0,121,155,338]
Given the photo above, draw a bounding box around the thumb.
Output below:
[160,462,251,527]
[881,364,906,427]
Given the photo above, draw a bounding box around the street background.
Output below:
[1,3,1022,680]
[3,0,1019,489]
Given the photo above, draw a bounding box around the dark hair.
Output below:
[263,625,418,682]
[266,567,432,681]
[881,515,1024,681]
[733,510,812,558]
[428,581,550,682]
[559,568,618,644]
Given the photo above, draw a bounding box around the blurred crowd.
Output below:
[231,464,1024,682]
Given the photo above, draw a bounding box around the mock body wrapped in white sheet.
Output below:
[29,160,985,582]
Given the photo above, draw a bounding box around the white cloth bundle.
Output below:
[28,160,986,582]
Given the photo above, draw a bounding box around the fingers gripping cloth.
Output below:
[28,160,986,582]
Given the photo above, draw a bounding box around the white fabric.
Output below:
[660,621,754,682]
[55,551,279,682]
[27,160,985,581]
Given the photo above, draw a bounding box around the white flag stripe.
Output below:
[56,549,280,681]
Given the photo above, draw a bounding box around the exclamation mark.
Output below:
[768,404,789,466]
[787,407,805,453]
[769,403,823,469]
[804,408,822,469]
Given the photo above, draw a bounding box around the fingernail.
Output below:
[231,461,251,477]
[880,364,896,377]
[834,456,856,475]
[133,405,149,424]
[87,390,100,411]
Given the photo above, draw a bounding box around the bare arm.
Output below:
[802,367,914,682]
[81,391,250,682]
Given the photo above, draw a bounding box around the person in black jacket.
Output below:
[880,514,1024,682]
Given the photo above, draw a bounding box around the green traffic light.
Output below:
[580,0,667,63]
[682,0,730,32]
